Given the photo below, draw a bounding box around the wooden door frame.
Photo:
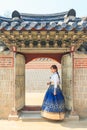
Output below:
[23,52,74,111]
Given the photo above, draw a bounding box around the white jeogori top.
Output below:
[50,72,60,89]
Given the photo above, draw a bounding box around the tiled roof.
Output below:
[0,9,86,31]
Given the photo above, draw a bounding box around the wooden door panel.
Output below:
[62,54,73,110]
[15,54,25,110]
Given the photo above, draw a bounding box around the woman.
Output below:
[41,65,65,120]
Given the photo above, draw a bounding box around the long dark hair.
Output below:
[50,65,60,79]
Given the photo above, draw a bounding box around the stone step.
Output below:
[19,111,45,121]
[19,111,79,121]
[21,105,41,111]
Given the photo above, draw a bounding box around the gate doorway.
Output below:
[15,53,73,113]
[25,57,61,106]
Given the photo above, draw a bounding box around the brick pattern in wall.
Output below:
[74,58,87,68]
[0,52,14,118]
[74,53,87,117]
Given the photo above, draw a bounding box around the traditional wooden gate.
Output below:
[0,9,86,119]
[61,54,73,111]
[15,54,25,110]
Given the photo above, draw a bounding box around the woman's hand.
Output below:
[54,92,56,95]
[47,82,50,85]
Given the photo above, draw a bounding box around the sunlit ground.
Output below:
[25,92,46,106]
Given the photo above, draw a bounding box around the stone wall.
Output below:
[0,52,14,119]
[74,52,87,118]
[0,51,87,119]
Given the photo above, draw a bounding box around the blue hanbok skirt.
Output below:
[41,85,65,120]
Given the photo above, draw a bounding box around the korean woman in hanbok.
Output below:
[41,65,65,120]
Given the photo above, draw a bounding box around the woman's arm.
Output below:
[53,74,60,95]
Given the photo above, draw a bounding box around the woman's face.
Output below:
[50,67,56,73]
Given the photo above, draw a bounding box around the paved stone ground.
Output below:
[0,93,87,130]
[0,119,87,130]
[25,92,45,105]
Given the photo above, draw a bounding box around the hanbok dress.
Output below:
[41,72,65,120]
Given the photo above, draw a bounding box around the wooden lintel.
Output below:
[17,48,70,54]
